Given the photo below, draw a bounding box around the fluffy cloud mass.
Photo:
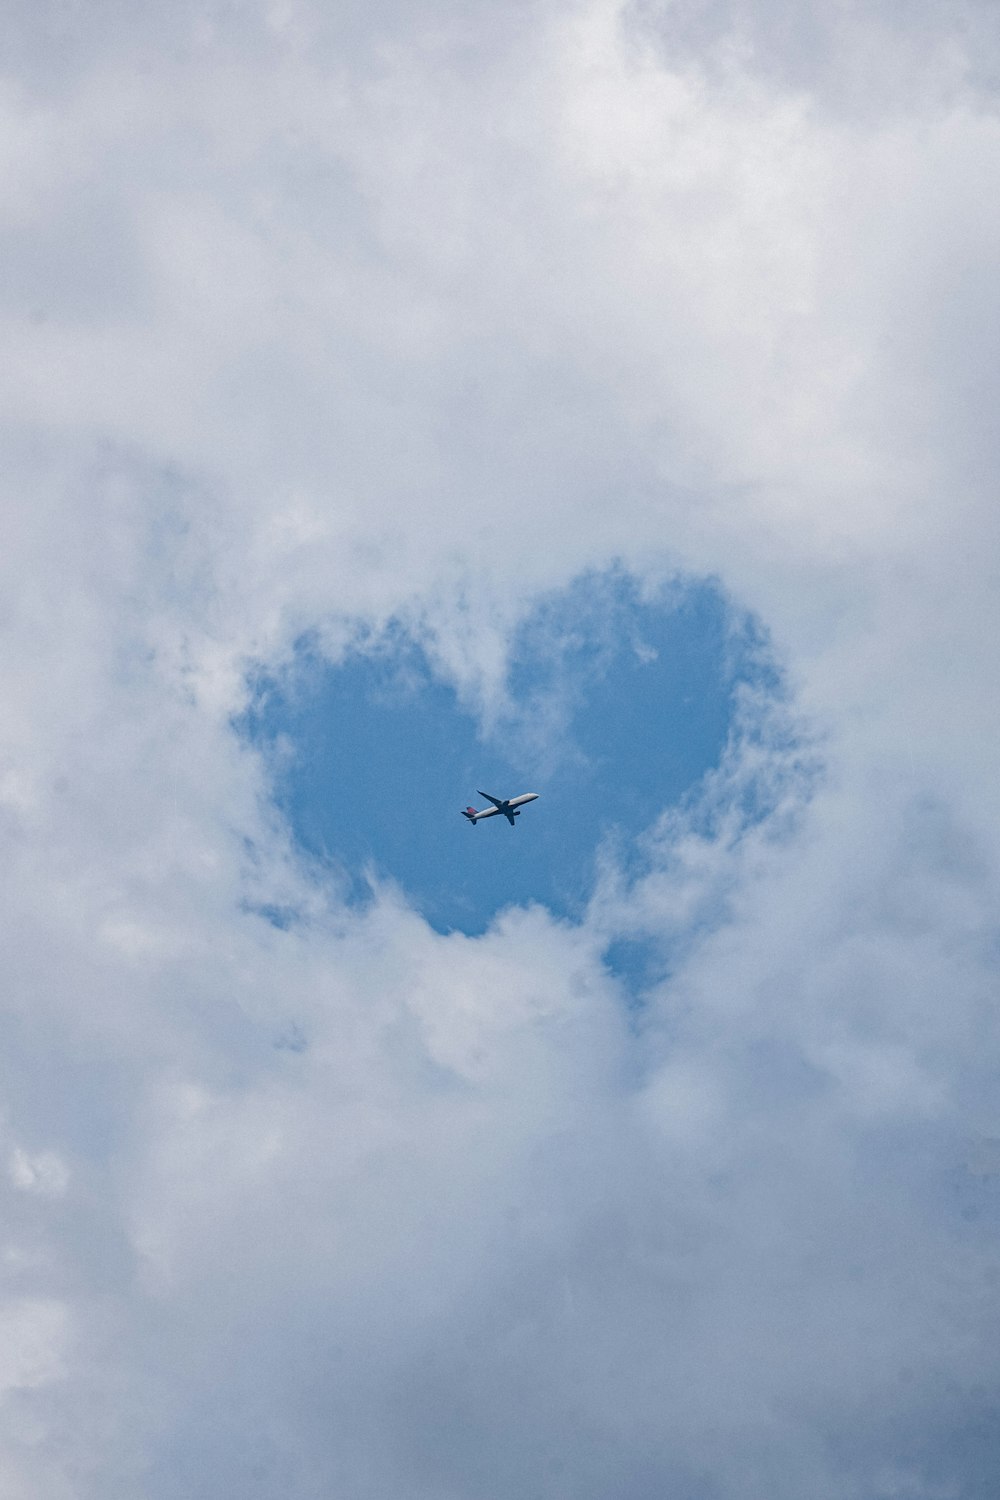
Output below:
[2,1,1000,1495]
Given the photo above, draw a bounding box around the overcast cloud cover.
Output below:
[2,0,1000,1495]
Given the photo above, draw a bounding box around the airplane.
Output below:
[461,790,539,827]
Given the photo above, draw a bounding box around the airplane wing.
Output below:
[477,790,505,808]
[504,810,516,826]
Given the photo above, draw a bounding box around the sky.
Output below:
[244,572,761,938]
[1,2,999,1497]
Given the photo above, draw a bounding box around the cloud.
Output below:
[0,0,999,1495]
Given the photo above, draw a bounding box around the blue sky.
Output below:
[245,573,765,935]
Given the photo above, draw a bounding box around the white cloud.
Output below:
[0,0,998,1494]
[8,1149,70,1199]
[0,1298,68,1393]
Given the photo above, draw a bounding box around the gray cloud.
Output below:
[0,0,999,1495]
[628,0,1000,116]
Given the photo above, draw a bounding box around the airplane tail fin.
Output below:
[461,807,478,823]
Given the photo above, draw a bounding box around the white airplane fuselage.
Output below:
[461,792,539,826]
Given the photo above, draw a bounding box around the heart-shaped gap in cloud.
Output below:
[242,569,780,936]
